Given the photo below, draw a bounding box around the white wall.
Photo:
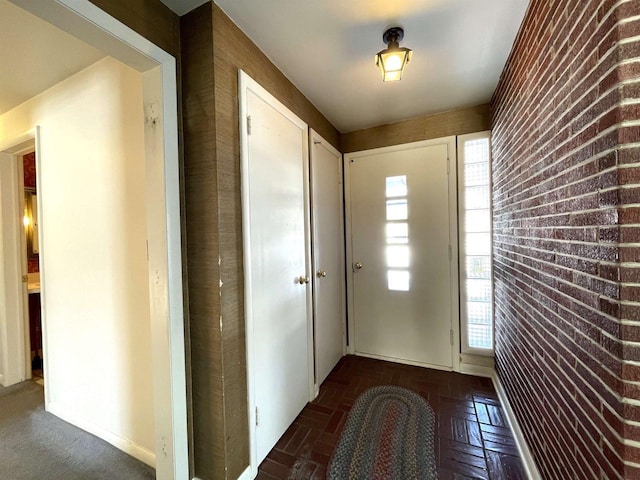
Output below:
[0,57,155,463]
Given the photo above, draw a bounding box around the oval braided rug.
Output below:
[327,385,437,480]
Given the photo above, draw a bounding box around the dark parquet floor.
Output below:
[257,354,526,480]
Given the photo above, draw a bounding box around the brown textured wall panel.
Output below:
[89,0,180,58]
[491,0,640,478]
[340,104,491,153]
[180,4,225,479]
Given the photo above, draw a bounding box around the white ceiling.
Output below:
[0,0,105,116]
[208,0,529,133]
[2,0,529,133]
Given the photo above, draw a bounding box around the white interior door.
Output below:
[240,71,313,469]
[0,149,28,387]
[310,130,345,388]
[346,138,458,369]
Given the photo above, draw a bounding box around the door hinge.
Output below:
[450,329,454,345]
[255,406,259,426]
[447,156,450,175]
[247,115,252,135]
[448,245,452,260]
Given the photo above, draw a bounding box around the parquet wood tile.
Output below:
[258,355,527,479]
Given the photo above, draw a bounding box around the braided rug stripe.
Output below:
[327,385,437,480]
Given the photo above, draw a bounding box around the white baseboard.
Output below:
[47,402,156,468]
[491,372,542,480]
[458,363,494,378]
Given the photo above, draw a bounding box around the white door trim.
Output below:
[7,1,189,478]
[239,70,314,478]
[344,137,460,372]
[0,130,37,388]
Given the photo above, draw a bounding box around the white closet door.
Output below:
[345,138,458,369]
[239,71,313,468]
[310,130,345,387]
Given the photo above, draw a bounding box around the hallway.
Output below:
[257,355,526,479]
[0,381,154,479]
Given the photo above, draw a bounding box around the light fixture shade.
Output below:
[375,27,413,82]
[375,47,413,82]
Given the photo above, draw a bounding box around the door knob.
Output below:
[298,275,310,285]
[354,262,363,270]
[317,270,327,278]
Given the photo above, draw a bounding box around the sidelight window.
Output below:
[458,132,493,354]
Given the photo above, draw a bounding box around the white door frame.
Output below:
[344,137,461,372]
[5,1,189,478]
[239,70,315,479]
[0,131,37,387]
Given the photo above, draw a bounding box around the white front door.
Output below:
[346,138,458,369]
[310,130,345,387]
[240,72,312,468]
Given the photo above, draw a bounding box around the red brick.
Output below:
[492,0,639,476]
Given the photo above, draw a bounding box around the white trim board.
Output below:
[492,371,542,480]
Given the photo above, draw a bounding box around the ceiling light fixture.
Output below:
[375,27,413,82]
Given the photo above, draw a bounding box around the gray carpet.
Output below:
[0,381,155,480]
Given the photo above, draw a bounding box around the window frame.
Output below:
[458,131,494,356]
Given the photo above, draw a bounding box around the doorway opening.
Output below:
[0,134,38,389]
[0,140,44,383]
[0,0,188,478]
[20,146,43,384]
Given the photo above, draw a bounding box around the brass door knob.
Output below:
[298,275,310,285]
[317,270,327,278]
[354,262,363,270]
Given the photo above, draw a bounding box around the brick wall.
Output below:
[491,1,640,478]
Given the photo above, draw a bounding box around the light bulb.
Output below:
[385,54,403,71]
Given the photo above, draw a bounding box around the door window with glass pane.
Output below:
[458,132,493,353]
